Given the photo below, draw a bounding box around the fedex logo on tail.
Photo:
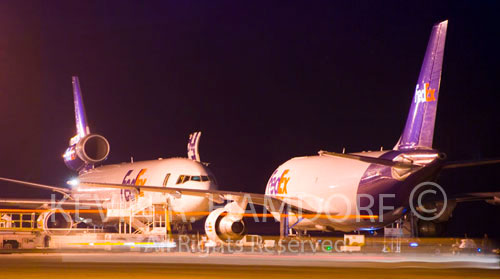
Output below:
[266,169,290,195]
[414,83,436,104]
[187,132,201,162]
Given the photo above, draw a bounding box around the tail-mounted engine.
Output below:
[63,134,110,171]
[37,210,73,235]
[63,76,110,171]
[205,208,247,243]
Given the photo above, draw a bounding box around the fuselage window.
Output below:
[163,173,171,186]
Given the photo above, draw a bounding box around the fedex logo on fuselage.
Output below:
[121,169,147,201]
[414,82,436,104]
[266,169,290,196]
[122,169,148,186]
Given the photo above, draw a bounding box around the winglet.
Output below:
[72,76,90,138]
[187,131,201,162]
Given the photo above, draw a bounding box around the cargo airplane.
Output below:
[0,77,217,233]
[1,20,499,242]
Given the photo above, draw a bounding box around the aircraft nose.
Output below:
[208,181,218,190]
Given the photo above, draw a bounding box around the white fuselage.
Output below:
[265,153,374,231]
[264,150,439,232]
[71,157,216,223]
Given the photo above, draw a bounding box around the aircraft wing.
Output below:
[0,176,313,214]
[0,177,71,198]
[2,175,497,208]
[78,181,315,214]
[79,182,499,215]
[0,198,106,210]
[453,192,500,205]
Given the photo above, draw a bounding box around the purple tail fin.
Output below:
[72,76,90,138]
[396,20,448,151]
[187,131,201,162]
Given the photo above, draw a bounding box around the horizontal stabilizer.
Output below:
[318,150,417,169]
[442,158,500,169]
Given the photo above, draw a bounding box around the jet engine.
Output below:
[414,199,457,237]
[205,208,246,243]
[37,210,73,235]
[417,219,446,237]
[63,134,110,171]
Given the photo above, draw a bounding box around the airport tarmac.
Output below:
[0,252,499,279]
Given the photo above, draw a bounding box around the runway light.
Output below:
[477,248,482,252]
[410,242,419,247]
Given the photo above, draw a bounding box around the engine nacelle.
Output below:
[414,200,457,237]
[37,210,73,235]
[63,134,110,171]
[205,208,246,243]
[417,220,446,237]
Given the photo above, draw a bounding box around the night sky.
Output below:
[0,1,499,237]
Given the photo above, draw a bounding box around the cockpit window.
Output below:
[176,175,185,184]
[176,174,215,184]
[191,176,201,181]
